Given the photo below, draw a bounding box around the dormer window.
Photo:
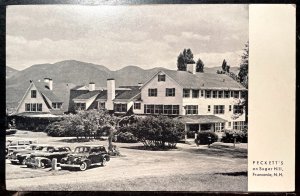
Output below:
[158,74,166,82]
[31,90,37,98]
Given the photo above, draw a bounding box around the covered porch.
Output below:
[175,115,227,140]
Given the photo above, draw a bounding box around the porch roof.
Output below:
[175,115,227,124]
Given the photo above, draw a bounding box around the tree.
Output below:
[238,42,249,87]
[225,65,230,73]
[196,58,204,72]
[177,53,186,71]
[185,48,194,63]
[177,48,195,71]
[222,59,227,71]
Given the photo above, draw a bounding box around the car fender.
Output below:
[35,157,51,166]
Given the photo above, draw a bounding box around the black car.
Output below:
[25,146,71,168]
[9,144,48,165]
[60,145,110,171]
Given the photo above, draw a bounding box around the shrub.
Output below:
[221,130,248,143]
[117,132,138,143]
[131,115,185,149]
[195,131,218,145]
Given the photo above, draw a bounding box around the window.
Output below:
[31,103,37,111]
[205,90,211,98]
[233,121,246,130]
[75,103,86,110]
[201,90,204,97]
[183,89,190,98]
[212,90,218,98]
[37,103,42,111]
[224,91,230,98]
[233,105,243,114]
[241,91,247,99]
[166,88,175,97]
[98,102,105,109]
[158,75,166,82]
[228,122,231,127]
[233,91,239,98]
[144,104,154,114]
[192,90,199,98]
[208,105,211,112]
[31,90,37,98]
[218,91,224,98]
[154,105,163,114]
[52,103,62,109]
[185,105,198,115]
[25,103,30,111]
[215,123,225,132]
[134,102,141,110]
[144,104,179,115]
[25,103,42,112]
[213,105,225,114]
[229,105,232,112]
[148,88,157,97]
[114,103,127,112]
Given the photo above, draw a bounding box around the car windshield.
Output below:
[42,147,54,152]
[35,146,45,151]
[74,147,90,153]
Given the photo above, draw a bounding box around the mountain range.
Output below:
[6,60,240,111]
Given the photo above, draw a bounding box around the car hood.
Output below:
[13,149,33,155]
[66,153,88,158]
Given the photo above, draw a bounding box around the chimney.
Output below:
[186,63,196,74]
[107,78,115,110]
[89,82,95,91]
[44,77,50,83]
[48,78,53,90]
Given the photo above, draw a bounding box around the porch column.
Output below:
[184,124,188,142]
[210,124,214,132]
[198,124,201,132]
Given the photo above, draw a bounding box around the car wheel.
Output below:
[11,161,17,165]
[40,161,46,169]
[21,159,26,165]
[101,157,107,167]
[79,162,88,171]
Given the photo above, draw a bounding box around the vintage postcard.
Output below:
[4,4,295,192]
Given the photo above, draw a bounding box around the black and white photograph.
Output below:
[5,4,250,191]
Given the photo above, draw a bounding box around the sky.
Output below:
[7,5,248,71]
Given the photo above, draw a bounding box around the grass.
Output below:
[13,173,247,191]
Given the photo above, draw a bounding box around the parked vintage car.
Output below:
[6,139,38,157]
[25,145,71,168]
[60,145,110,171]
[6,128,17,135]
[9,144,49,165]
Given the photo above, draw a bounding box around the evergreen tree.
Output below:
[196,58,204,72]
[222,59,227,71]
[238,42,249,86]
[177,53,186,71]
[177,48,195,71]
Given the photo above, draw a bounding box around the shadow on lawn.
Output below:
[121,145,179,151]
[183,143,247,159]
[215,171,248,176]
[55,138,106,143]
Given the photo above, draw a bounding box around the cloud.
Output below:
[6,5,248,70]
[195,50,244,68]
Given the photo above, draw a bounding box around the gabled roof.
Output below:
[94,86,141,102]
[73,90,102,100]
[34,82,63,103]
[141,70,247,90]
